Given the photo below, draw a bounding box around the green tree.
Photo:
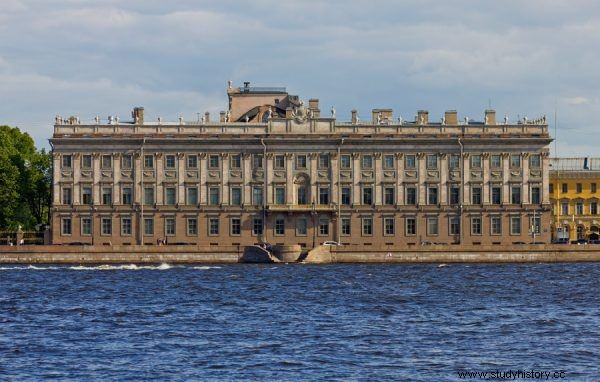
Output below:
[0,125,51,230]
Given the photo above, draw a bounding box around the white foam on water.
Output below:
[69,263,173,271]
[192,265,222,270]
[0,265,61,270]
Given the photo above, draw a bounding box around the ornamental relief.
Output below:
[165,171,177,178]
[187,171,199,178]
[208,171,220,178]
[529,170,542,178]
[340,171,352,179]
[61,171,73,177]
[120,171,132,178]
[450,171,461,180]
[318,171,329,179]
[229,170,241,178]
[253,169,264,179]
[101,171,113,178]
[405,171,417,179]
[383,170,395,178]
[81,171,92,178]
[143,171,155,178]
[426,170,439,178]
[470,171,482,180]
[274,171,286,179]
[490,171,502,180]
[361,171,374,178]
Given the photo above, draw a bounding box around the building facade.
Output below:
[50,83,552,247]
[550,158,600,241]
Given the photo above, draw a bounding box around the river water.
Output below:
[1,263,598,381]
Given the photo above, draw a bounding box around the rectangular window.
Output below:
[230,154,241,169]
[319,187,329,205]
[529,154,541,168]
[510,216,521,235]
[511,186,521,204]
[491,216,502,235]
[341,218,351,235]
[405,217,416,235]
[62,155,72,169]
[341,187,351,206]
[252,154,263,169]
[275,217,285,235]
[427,216,439,235]
[471,155,482,169]
[101,155,112,169]
[62,187,72,205]
[449,186,460,205]
[491,186,501,205]
[82,186,93,205]
[362,186,373,205]
[253,217,263,236]
[426,155,438,169]
[187,218,197,236]
[405,155,416,169]
[165,155,176,169]
[297,186,307,205]
[230,187,241,206]
[427,186,438,205]
[530,216,541,235]
[296,217,308,236]
[362,155,373,169]
[449,154,460,170]
[383,155,395,169]
[208,218,219,235]
[144,155,154,169]
[187,155,198,169]
[187,187,198,205]
[549,183,554,194]
[209,187,220,205]
[274,155,285,169]
[296,155,307,169]
[576,183,582,193]
[275,187,286,205]
[319,218,329,235]
[121,154,132,170]
[449,216,460,235]
[510,155,521,168]
[490,154,501,168]
[252,187,263,206]
[384,217,395,235]
[384,187,395,205]
[362,217,373,236]
[82,155,92,169]
[101,217,112,235]
[81,217,91,236]
[62,217,72,235]
[144,187,154,205]
[121,217,132,236]
[576,202,583,215]
[340,154,351,169]
[144,218,154,235]
[231,217,241,236]
[591,202,598,215]
[592,183,597,193]
[102,187,112,205]
[406,186,417,205]
[318,154,329,169]
[122,187,132,205]
[562,183,568,193]
[471,216,482,235]
[531,186,541,204]
[165,187,176,205]
[209,155,219,169]
[561,202,569,215]
[471,186,482,205]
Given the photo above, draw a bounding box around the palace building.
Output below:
[50,82,552,247]
[549,158,600,242]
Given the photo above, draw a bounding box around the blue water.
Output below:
[0,263,598,381]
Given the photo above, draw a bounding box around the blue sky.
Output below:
[1,0,599,156]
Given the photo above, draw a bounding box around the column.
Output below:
[309,152,318,204]
[462,153,471,205]
[542,152,550,204]
[113,153,121,205]
[396,153,404,205]
[134,153,142,205]
[285,153,294,204]
[243,153,251,206]
[482,153,490,205]
[440,153,448,206]
[93,153,101,205]
[352,153,360,205]
[266,153,274,204]
[374,152,382,205]
[73,153,81,204]
[177,152,185,205]
[502,153,510,204]
[156,153,164,205]
[221,153,229,205]
[417,152,426,205]
[331,151,339,206]
[52,153,61,205]
[522,153,529,203]
[199,153,207,204]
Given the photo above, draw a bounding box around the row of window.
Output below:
[60,152,543,171]
[61,215,538,237]
[550,182,598,194]
[61,184,543,206]
[557,201,600,215]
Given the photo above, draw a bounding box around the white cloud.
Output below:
[564,96,590,106]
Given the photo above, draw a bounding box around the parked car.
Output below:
[573,239,588,245]
[588,240,600,244]
[322,241,342,246]
[552,238,569,244]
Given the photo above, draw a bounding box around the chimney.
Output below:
[132,107,144,124]
[204,112,210,123]
[417,110,429,125]
[351,110,358,124]
[444,110,457,125]
[220,111,226,123]
[484,109,496,125]
[309,98,320,117]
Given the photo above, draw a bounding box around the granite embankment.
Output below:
[1,244,600,264]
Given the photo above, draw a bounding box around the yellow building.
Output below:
[550,158,600,242]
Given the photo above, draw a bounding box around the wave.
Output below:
[0,263,226,271]
[192,266,222,270]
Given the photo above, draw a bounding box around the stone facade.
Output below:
[50,83,552,247]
